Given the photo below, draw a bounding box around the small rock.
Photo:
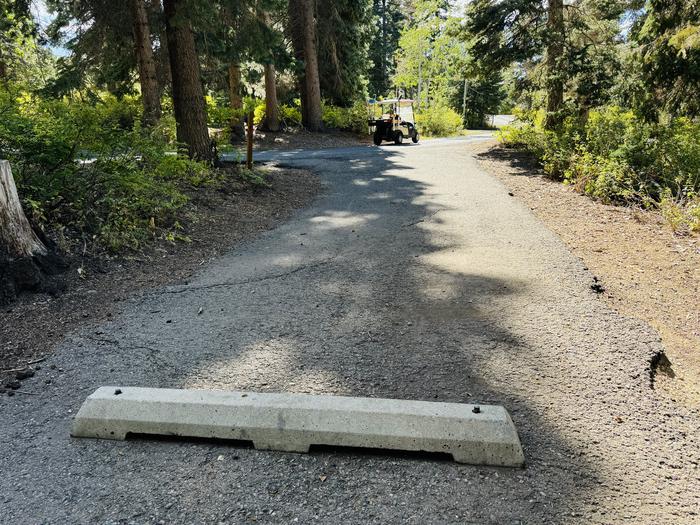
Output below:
[15,369,34,380]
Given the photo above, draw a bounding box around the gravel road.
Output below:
[1,137,698,524]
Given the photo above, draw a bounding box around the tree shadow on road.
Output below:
[61,145,602,523]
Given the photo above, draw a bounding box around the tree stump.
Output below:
[0,160,63,304]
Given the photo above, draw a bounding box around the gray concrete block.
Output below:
[71,387,524,467]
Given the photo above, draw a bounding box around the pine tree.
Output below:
[163,0,212,160]
[316,0,373,106]
[129,0,161,124]
[635,0,700,117]
[368,0,404,98]
[463,0,632,128]
[288,0,322,130]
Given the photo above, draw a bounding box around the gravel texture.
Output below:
[471,142,700,408]
[1,137,698,524]
[0,167,320,391]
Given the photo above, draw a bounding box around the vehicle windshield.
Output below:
[370,100,415,123]
[397,105,414,122]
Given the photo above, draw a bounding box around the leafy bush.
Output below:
[659,191,700,234]
[0,89,214,252]
[280,104,302,127]
[322,101,368,134]
[415,104,464,136]
[500,105,700,229]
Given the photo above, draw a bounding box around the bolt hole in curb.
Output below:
[71,387,525,467]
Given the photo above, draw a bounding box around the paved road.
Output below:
[1,138,698,524]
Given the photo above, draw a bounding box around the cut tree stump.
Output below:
[0,160,63,304]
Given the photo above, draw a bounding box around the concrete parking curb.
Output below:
[71,387,524,467]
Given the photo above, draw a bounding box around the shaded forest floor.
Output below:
[470,140,700,407]
[0,167,320,395]
[226,128,372,153]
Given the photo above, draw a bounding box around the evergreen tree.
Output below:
[163,0,212,160]
[463,0,634,128]
[317,0,373,106]
[635,0,700,118]
[0,0,34,81]
[45,0,138,97]
[288,0,322,130]
[368,0,404,98]
[129,0,161,124]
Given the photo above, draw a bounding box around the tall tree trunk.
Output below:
[288,4,308,125]
[130,0,161,125]
[381,0,387,93]
[258,10,280,132]
[0,161,61,304]
[228,63,243,111]
[288,0,322,131]
[261,63,281,132]
[228,63,245,142]
[417,59,422,107]
[150,0,172,95]
[162,0,212,161]
[544,0,565,131]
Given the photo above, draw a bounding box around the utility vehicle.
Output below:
[367,98,420,146]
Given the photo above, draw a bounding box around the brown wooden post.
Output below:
[246,111,254,170]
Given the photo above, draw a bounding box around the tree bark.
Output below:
[162,0,212,161]
[261,63,281,132]
[544,0,565,131]
[0,161,62,304]
[150,0,172,95]
[228,63,243,111]
[228,63,245,142]
[288,0,322,131]
[130,0,162,125]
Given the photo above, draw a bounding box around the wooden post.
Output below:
[246,111,254,170]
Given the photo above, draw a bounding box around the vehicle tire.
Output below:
[394,132,404,145]
[373,132,383,146]
[412,133,419,144]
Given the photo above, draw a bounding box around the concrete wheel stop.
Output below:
[71,387,525,467]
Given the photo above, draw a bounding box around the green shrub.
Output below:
[415,104,464,136]
[322,101,368,134]
[565,150,639,203]
[500,104,700,229]
[280,104,302,127]
[584,106,635,157]
[659,190,700,234]
[0,89,214,253]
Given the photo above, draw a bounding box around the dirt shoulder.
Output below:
[470,141,700,406]
[253,128,371,151]
[0,167,320,394]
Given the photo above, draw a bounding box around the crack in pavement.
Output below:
[155,256,339,296]
[401,209,442,228]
